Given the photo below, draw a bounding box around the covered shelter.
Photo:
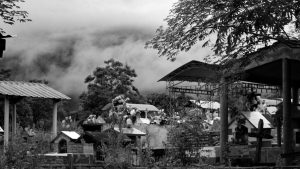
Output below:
[159,40,300,165]
[126,103,159,119]
[0,81,70,150]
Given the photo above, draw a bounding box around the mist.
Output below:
[1,0,213,99]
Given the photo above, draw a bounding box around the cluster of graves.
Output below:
[1,41,300,167]
[159,41,300,166]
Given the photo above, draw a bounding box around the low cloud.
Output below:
[1,0,213,98]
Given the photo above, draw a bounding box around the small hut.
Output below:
[51,131,93,154]
[228,111,273,146]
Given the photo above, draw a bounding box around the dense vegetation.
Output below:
[146,0,300,63]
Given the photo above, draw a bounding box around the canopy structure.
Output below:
[159,60,222,83]
[0,81,70,151]
[159,40,300,165]
[226,41,300,85]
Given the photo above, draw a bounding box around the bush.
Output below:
[0,130,51,169]
[166,108,207,166]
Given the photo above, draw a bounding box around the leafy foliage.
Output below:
[146,93,174,116]
[102,129,132,169]
[146,0,300,63]
[167,109,208,166]
[146,93,194,117]
[0,0,31,33]
[80,59,144,116]
[0,130,51,169]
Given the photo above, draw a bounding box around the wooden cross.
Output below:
[248,119,273,164]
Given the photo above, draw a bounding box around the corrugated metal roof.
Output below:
[0,81,70,100]
[126,103,159,112]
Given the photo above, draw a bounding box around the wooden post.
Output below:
[220,77,228,164]
[145,109,148,119]
[4,96,9,152]
[282,58,293,165]
[255,119,264,164]
[12,103,17,136]
[277,86,283,147]
[52,99,59,139]
[277,113,282,147]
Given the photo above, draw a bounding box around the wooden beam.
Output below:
[220,77,228,164]
[282,58,293,165]
[4,96,9,152]
[52,99,60,139]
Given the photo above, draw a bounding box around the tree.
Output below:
[80,59,143,116]
[167,109,208,166]
[146,0,300,63]
[0,0,31,33]
[146,93,174,116]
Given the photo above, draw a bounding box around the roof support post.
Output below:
[11,97,23,139]
[282,58,293,165]
[4,96,9,152]
[52,99,60,139]
[220,77,228,165]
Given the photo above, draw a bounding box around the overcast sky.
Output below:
[2,0,212,96]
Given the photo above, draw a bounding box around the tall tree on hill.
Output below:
[80,59,144,117]
[0,0,31,33]
[146,0,300,63]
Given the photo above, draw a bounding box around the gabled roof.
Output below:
[51,131,81,143]
[126,103,159,112]
[240,111,273,129]
[61,131,80,140]
[0,81,70,100]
